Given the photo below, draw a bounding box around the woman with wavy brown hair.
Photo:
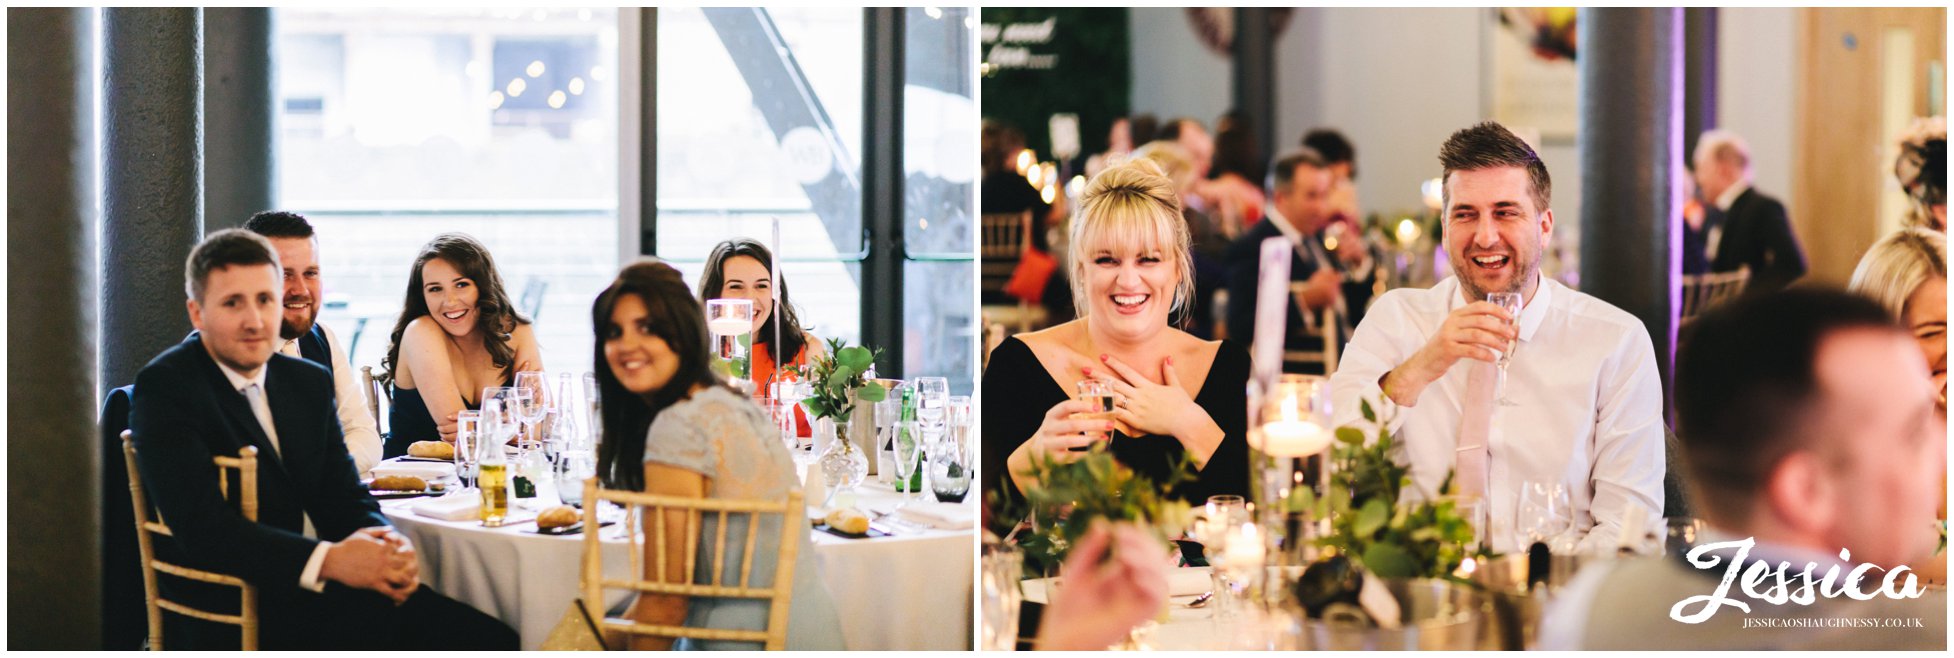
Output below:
[382,232,543,457]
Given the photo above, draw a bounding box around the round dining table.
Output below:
[378,466,974,650]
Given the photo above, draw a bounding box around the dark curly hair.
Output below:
[381,233,529,389]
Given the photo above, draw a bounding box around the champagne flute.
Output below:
[454,410,481,490]
[891,419,924,508]
[1485,292,1522,406]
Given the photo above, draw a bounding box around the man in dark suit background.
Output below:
[128,229,515,649]
[1224,149,1375,372]
[1692,130,1809,294]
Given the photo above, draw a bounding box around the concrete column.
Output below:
[1233,7,1276,166]
[8,7,102,648]
[203,7,276,231]
[1578,8,1684,406]
[102,7,202,391]
[1682,8,1717,161]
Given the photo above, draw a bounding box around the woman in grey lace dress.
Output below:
[591,259,843,650]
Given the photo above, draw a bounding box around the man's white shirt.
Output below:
[1329,276,1665,554]
[278,322,382,476]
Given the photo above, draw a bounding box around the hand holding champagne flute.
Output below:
[1073,379,1117,448]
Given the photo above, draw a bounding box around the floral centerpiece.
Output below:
[987,445,1195,577]
[1299,399,1481,580]
[793,337,887,492]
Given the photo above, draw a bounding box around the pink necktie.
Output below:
[1454,361,1496,501]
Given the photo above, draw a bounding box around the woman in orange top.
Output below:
[699,238,825,434]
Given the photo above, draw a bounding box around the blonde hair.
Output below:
[1068,159,1196,325]
[1129,140,1197,194]
[1848,228,1946,320]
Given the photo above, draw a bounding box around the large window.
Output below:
[277,7,621,377]
[655,8,977,394]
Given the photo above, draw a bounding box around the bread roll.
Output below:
[407,441,455,459]
[824,508,870,535]
[537,505,580,530]
[371,475,428,491]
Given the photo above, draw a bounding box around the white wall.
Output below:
[1126,8,1231,133]
[1717,7,1798,219]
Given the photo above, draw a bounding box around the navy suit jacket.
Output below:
[1710,187,1807,294]
[1224,219,1374,354]
[127,334,384,592]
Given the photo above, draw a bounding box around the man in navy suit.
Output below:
[128,229,515,649]
[1225,149,1376,371]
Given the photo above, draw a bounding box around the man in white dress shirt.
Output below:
[1329,122,1665,554]
[243,211,382,475]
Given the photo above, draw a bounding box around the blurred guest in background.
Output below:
[1849,228,1946,411]
[1207,114,1267,234]
[1129,140,1226,338]
[1894,116,1946,232]
[1301,128,1361,227]
[1693,130,1809,294]
[1127,113,1160,149]
[1085,116,1135,180]
[1539,289,1947,650]
[1330,122,1664,554]
[1225,149,1372,359]
[381,233,543,456]
[981,120,1057,252]
[983,159,1250,509]
[242,211,382,475]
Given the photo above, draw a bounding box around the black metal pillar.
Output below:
[1682,8,1718,163]
[102,7,203,391]
[1578,8,1684,406]
[638,8,658,256]
[863,8,904,376]
[8,7,102,649]
[203,7,276,232]
[1233,7,1276,167]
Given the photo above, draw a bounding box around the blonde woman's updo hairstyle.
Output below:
[1068,158,1196,325]
[1129,140,1197,195]
[1849,228,1946,320]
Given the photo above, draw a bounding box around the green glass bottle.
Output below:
[895,386,924,493]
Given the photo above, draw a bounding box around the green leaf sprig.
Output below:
[985,443,1195,576]
[1304,398,1483,580]
[792,337,887,420]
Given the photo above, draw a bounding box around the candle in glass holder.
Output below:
[1222,522,1266,567]
[705,298,755,392]
[1257,418,1329,458]
[1250,374,1332,458]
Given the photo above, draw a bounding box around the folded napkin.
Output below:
[371,460,456,481]
[411,493,480,521]
[891,502,975,530]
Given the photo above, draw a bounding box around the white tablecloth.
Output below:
[381,476,973,650]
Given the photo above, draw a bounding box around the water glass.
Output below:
[1517,480,1573,550]
[512,371,550,450]
[914,376,950,438]
[555,450,595,508]
[928,415,972,503]
[481,386,523,448]
[980,544,1025,651]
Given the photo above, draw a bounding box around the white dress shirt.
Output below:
[279,322,381,476]
[1329,276,1665,555]
[215,359,332,593]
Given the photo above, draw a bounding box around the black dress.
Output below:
[386,386,483,458]
[981,336,1251,511]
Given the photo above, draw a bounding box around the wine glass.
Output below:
[891,419,924,508]
[1485,292,1522,406]
[454,410,481,489]
[481,386,523,450]
[930,396,974,502]
[1517,480,1573,551]
[512,371,550,452]
[914,376,950,442]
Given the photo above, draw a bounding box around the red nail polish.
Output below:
[1099,354,1109,362]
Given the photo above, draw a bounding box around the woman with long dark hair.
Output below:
[592,259,841,650]
[381,233,541,457]
[697,238,825,395]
